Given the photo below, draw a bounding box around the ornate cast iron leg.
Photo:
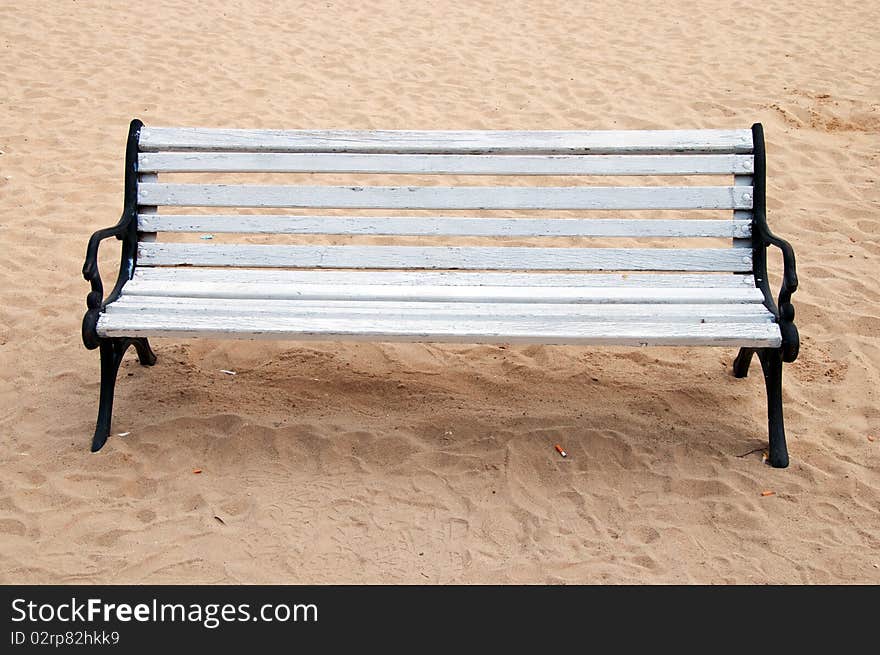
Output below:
[732,347,756,378]
[757,348,789,469]
[131,337,157,366]
[91,338,156,452]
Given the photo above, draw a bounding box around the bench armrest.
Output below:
[757,223,798,310]
[754,221,799,362]
[82,213,136,301]
[82,211,138,349]
[752,221,799,363]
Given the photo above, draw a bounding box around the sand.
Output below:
[0,1,878,584]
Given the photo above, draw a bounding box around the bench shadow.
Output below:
[99,341,772,475]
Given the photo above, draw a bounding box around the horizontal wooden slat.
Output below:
[138,215,752,238]
[131,267,757,288]
[137,243,753,272]
[106,296,774,323]
[139,128,754,155]
[123,281,763,305]
[138,152,754,175]
[138,184,752,210]
[97,312,780,347]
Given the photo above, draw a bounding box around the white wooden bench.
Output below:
[82,122,799,466]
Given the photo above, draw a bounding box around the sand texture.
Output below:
[0,1,878,583]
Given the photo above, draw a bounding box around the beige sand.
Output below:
[0,1,878,584]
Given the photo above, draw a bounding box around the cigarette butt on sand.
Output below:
[220,370,237,376]
[192,469,202,474]
[555,444,567,458]
[761,490,775,497]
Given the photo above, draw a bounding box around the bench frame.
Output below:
[82,120,799,466]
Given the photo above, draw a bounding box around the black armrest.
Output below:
[758,224,798,310]
[752,219,799,362]
[81,210,138,349]
[83,218,127,296]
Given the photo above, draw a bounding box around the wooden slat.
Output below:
[122,280,764,304]
[138,214,752,238]
[97,313,781,347]
[106,296,774,323]
[138,183,752,210]
[137,243,753,272]
[131,267,757,288]
[138,128,754,155]
[138,152,754,175]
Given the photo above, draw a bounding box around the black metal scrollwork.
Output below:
[81,119,143,349]
[750,122,799,363]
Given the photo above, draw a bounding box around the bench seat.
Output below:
[98,268,780,347]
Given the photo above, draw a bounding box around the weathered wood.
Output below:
[138,128,754,154]
[97,312,781,347]
[132,267,758,288]
[138,183,752,210]
[138,214,752,238]
[112,127,772,347]
[106,296,774,323]
[137,243,753,272]
[138,152,754,175]
[122,279,764,304]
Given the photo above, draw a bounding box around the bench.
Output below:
[82,121,799,466]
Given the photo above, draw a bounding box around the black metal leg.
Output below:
[131,337,157,366]
[92,340,124,452]
[758,348,789,468]
[732,347,755,378]
[91,338,156,452]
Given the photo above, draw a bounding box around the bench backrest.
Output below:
[132,127,758,275]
